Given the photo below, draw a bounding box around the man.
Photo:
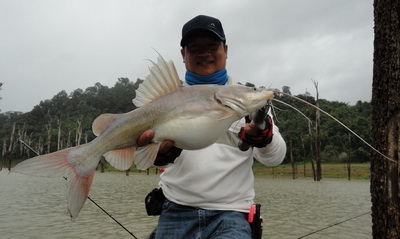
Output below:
[139,15,286,239]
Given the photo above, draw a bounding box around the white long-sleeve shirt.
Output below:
[159,115,287,213]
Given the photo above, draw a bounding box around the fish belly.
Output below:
[153,115,237,149]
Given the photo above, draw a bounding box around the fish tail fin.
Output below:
[67,169,95,220]
[13,146,99,219]
[13,148,73,177]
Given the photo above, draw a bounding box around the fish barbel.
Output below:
[13,54,274,219]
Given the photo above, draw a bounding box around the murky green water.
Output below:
[0,170,371,239]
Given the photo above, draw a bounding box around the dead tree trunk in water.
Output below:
[371,0,400,238]
[27,133,33,158]
[67,131,71,148]
[308,121,316,181]
[37,137,43,155]
[301,137,307,177]
[98,156,106,173]
[1,139,6,170]
[57,118,62,151]
[347,133,352,181]
[75,118,82,146]
[289,139,296,179]
[46,119,52,154]
[313,80,322,181]
[18,123,26,158]
[6,122,17,170]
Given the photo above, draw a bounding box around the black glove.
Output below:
[153,146,182,166]
[238,115,274,148]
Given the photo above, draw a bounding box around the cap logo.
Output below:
[208,23,217,29]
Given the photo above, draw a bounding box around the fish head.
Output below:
[215,85,274,117]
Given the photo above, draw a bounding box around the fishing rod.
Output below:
[18,139,138,239]
[297,211,370,238]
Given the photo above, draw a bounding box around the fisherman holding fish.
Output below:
[139,15,287,239]
[13,14,286,239]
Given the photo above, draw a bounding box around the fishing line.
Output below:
[272,90,397,164]
[18,139,138,239]
[297,211,370,238]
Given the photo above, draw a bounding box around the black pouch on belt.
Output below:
[145,188,166,216]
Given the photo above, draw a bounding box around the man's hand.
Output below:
[137,130,182,166]
[238,115,273,148]
[137,130,174,153]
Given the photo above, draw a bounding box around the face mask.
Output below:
[185,69,228,85]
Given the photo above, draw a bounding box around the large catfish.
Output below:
[13,54,274,219]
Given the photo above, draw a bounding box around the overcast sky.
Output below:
[0,0,373,113]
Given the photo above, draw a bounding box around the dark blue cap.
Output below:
[180,15,226,47]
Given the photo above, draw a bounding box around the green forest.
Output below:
[0,78,371,167]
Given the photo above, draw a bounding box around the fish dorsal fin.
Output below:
[92,113,120,136]
[132,54,181,107]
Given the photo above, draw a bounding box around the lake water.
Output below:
[0,170,372,239]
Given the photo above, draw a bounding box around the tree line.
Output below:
[0,78,371,171]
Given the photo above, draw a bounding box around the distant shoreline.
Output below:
[6,160,370,180]
[103,162,371,180]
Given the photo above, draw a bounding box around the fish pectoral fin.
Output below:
[104,147,136,170]
[182,102,235,121]
[92,113,121,136]
[134,143,161,170]
[217,109,235,120]
[205,107,235,120]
